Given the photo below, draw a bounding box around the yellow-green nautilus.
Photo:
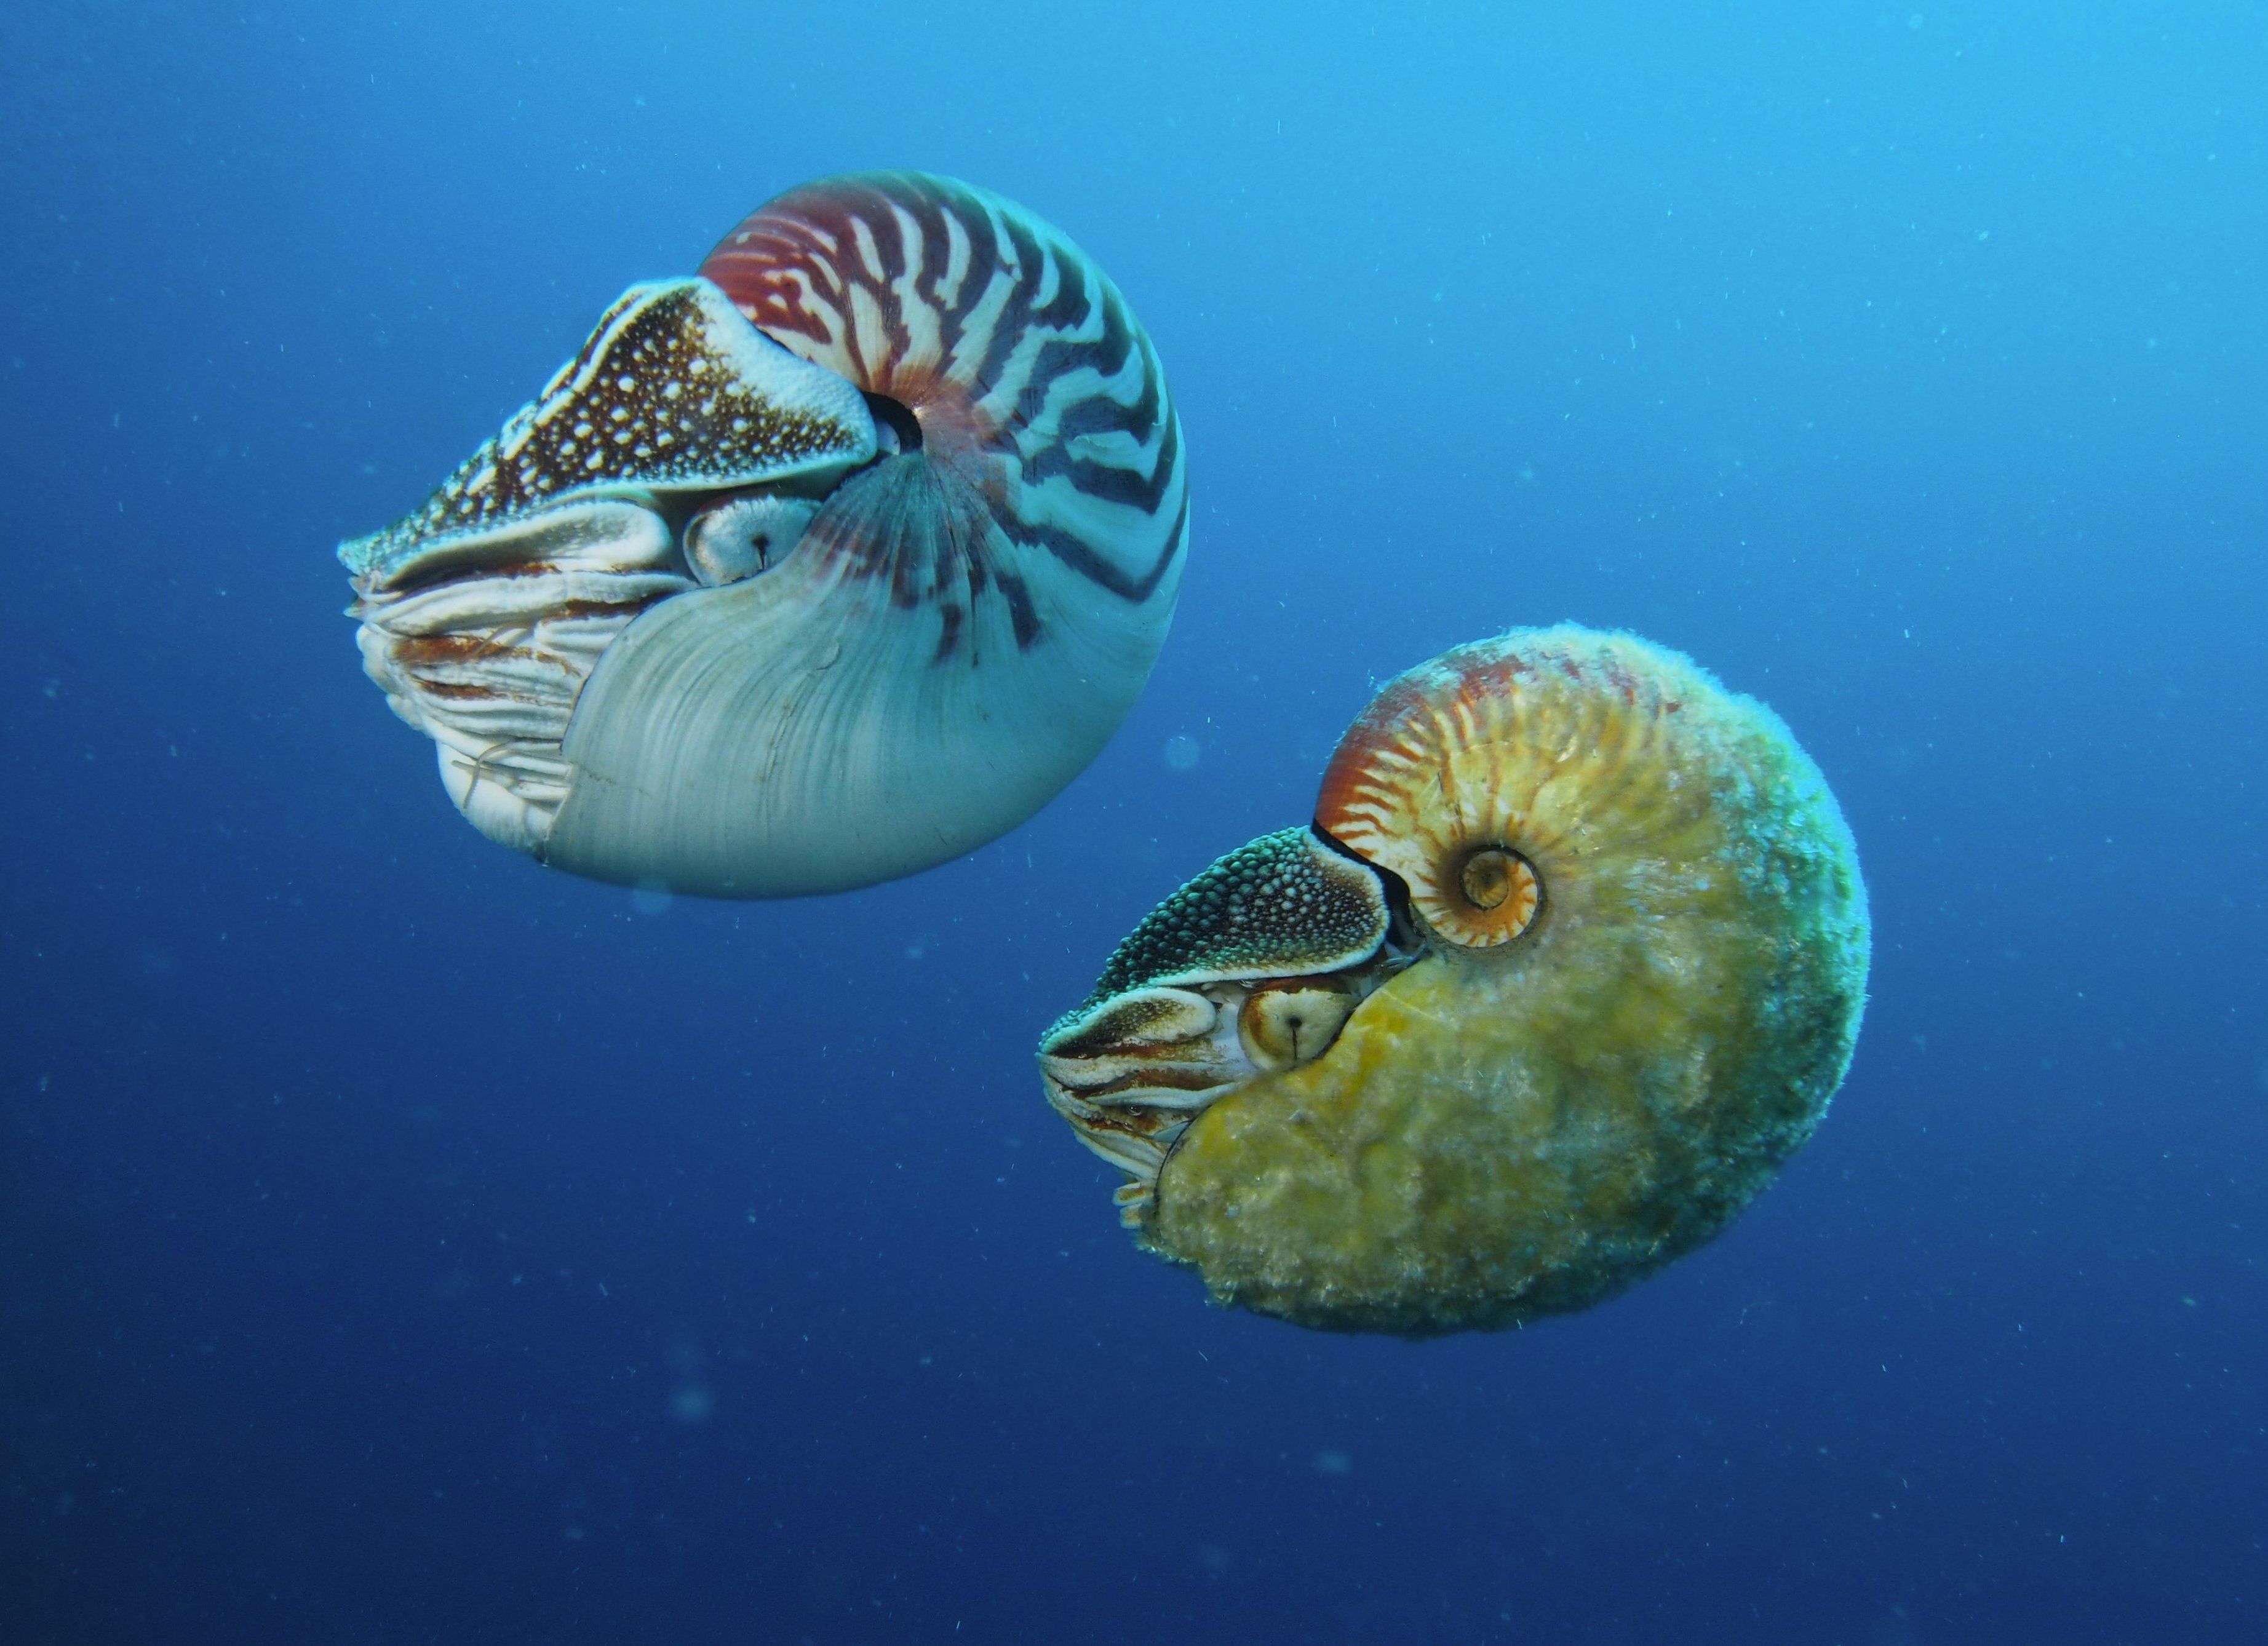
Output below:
[1039,626,1870,1335]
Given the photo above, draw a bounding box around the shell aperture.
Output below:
[1040,626,1871,1335]
[341,172,1187,897]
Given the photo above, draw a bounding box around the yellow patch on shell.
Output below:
[1318,628,1713,951]
[1144,626,1870,1335]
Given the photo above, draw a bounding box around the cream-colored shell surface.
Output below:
[1145,627,1870,1335]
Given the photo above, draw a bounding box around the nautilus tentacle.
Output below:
[341,172,1187,896]
[1040,626,1870,1336]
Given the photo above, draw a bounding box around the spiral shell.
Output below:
[1040,626,1870,1336]
[341,173,1187,897]
[698,172,1185,631]
[1318,630,1722,953]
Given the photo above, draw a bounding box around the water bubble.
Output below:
[1163,734,1202,771]
[631,880,674,916]
[669,1385,714,1424]
[1311,1449,1353,1475]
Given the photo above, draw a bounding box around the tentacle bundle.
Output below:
[341,172,1186,897]
[1042,626,1870,1336]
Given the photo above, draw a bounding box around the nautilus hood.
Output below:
[341,172,1187,897]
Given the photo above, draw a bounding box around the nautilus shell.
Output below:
[341,173,1185,896]
[1040,627,1869,1336]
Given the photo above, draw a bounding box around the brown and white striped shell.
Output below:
[340,172,1187,897]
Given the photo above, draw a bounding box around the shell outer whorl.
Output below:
[538,177,1194,897]
[697,172,1189,637]
[339,279,875,585]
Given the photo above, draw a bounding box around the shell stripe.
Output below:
[701,173,1185,608]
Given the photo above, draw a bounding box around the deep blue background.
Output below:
[4,3,2264,1642]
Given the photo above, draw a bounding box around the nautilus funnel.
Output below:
[1040,626,1870,1336]
[341,172,1187,896]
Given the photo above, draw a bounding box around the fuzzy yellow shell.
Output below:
[1142,627,1870,1335]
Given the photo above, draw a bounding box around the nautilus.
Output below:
[1040,626,1869,1336]
[340,172,1185,896]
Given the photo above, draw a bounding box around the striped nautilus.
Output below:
[340,172,1185,896]
[1040,627,1870,1336]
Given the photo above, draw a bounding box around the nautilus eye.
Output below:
[1040,625,1871,1336]
[682,493,819,587]
[1239,984,1357,1071]
[340,172,1187,897]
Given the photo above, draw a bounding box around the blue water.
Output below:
[4,4,2263,1641]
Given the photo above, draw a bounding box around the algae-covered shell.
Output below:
[1040,626,1869,1335]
